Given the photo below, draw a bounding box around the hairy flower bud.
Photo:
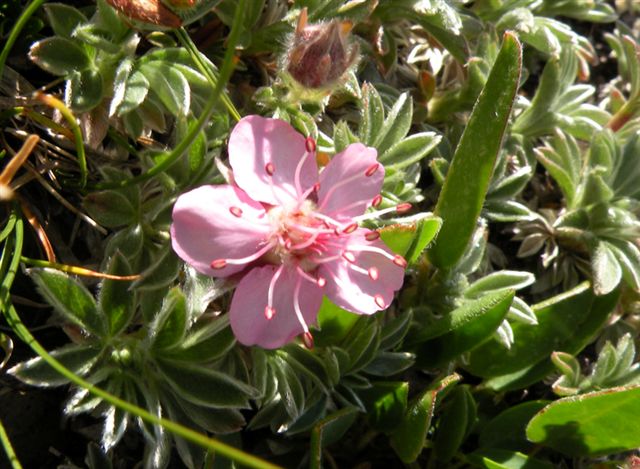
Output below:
[106,0,183,28]
[285,8,358,90]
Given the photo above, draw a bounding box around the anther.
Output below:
[368,267,379,281]
[342,251,356,263]
[374,294,386,309]
[305,136,316,153]
[317,277,327,287]
[313,182,320,192]
[371,194,382,207]
[396,203,412,213]
[264,306,276,320]
[365,163,380,177]
[210,259,227,269]
[229,206,243,217]
[265,162,275,175]
[302,331,314,349]
[342,223,358,234]
[365,231,380,241]
[393,254,408,268]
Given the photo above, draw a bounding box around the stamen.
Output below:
[267,265,285,317]
[302,331,314,349]
[210,241,275,269]
[293,275,310,334]
[229,206,243,217]
[264,306,276,320]
[294,144,315,198]
[342,223,358,234]
[368,267,379,280]
[371,194,382,207]
[365,231,380,241]
[305,136,316,153]
[365,163,380,177]
[396,202,412,213]
[342,251,356,263]
[393,254,408,268]
[374,294,386,309]
[296,265,322,286]
[265,162,275,175]
[350,204,412,224]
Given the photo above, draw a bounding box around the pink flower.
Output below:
[170,115,406,349]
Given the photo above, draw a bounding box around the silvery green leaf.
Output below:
[374,92,413,155]
[590,241,622,295]
[495,321,515,349]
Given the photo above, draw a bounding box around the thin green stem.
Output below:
[35,94,87,189]
[0,211,280,469]
[0,0,46,81]
[0,418,22,469]
[176,28,242,122]
[90,0,247,191]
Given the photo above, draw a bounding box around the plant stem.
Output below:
[0,418,22,469]
[0,0,46,81]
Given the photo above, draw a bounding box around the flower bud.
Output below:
[284,8,358,90]
[106,0,182,29]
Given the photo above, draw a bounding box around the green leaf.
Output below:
[468,449,554,469]
[69,68,103,112]
[314,298,359,346]
[374,92,413,155]
[343,317,380,373]
[389,373,461,463]
[98,253,134,336]
[433,385,476,462]
[9,344,102,387]
[29,37,91,76]
[149,288,187,350]
[157,358,257,408]
[411,289,515,343]
[29,268,105,337]
[44,3,88,38]
[169,318,235,363]
[526,385,640,456]
[479,401,549,451]
[465,271,535,298]
[309,407,360,468]
[140,62,190,116]
[359,83,385,146]
[428,32,522,269]
[590,241,622,295]
[379,214,442,263]
[379,132,442,170]
[416,291,514,368]
[84,190,138,228]
[115,70,150,116]
[363,351,415,376]
[359,382,408,433]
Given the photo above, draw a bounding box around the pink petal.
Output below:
[317,143,383,220]
[229,115,318,207]
[229,265,323,349]
[319,230,404,315]
[171,185,270,277]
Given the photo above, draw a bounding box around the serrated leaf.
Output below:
[29,37,91,75]
[29,268,105,337]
